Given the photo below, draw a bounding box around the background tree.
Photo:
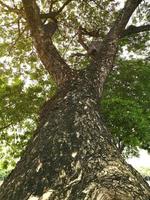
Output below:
[0,0,150,199]
[101,59,150,155]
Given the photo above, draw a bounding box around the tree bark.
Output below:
[0,0,150,199]
[0,71,150,200]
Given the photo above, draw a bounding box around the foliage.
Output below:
[101,60,150,156]
[0,0,149,169]
[138,167,150,177]
[0,166,10,181]
[0,61,56,168]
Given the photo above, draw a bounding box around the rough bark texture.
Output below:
[0,72,150,200]
[0,0,150,199]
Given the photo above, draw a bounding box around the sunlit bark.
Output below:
[0,0,150,199]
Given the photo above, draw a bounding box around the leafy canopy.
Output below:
[101,59,150,156]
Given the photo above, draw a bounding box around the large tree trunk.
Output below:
[0,72,150,200]
[1,0,150,199]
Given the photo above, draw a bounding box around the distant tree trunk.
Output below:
[0,0,150,199]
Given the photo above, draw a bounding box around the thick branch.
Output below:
[122,24,150,37]
[107,0,142,39]
[95,0,143,59]
[22,0,73,86]
[87,0,144,97]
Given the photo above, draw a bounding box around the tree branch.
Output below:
[22,0,73,86]
[96,0,143,59]
[40,12,56,20]
[122,24,150,37]
[0,0,15,11]
[0,0,22,15]
[107,0,143,39]
[88,0,144,97]
[40,0,73,20]
[0,123,12,131]
[78,26,100,38]
[70,52,87,57]
[55,0,73,15]
[77,26,89,52]
[49,0,57,12]
[8,27,26,54]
